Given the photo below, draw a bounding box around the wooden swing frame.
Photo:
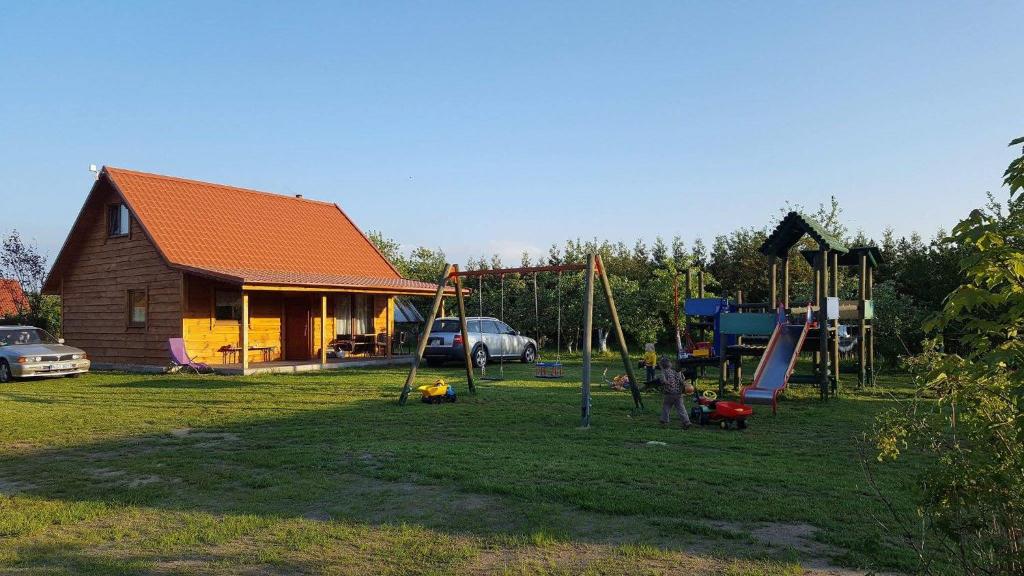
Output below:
[397,254,643,427]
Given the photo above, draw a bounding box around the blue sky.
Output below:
[2,1,1021,266]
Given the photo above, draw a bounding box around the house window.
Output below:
[214,290,242,321]
[353,294,373,334]
[108,204,130,237]
[335,295,352,335]
[127,289,147,327]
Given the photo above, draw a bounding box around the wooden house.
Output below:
[42,167,445,373]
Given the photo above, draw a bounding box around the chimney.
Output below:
[295,194,303,199]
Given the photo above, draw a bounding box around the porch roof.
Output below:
[184,265,454,295]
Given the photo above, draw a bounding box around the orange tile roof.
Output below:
[95,167,445,294]
[0,279,27,317]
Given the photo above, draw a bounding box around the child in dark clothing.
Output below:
[658,356,692,429]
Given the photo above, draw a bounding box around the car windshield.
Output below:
[0,328,58,347]
[430,320,463,333]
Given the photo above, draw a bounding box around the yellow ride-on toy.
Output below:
[417,378,458,404]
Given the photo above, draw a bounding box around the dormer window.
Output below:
[108,203,130,237]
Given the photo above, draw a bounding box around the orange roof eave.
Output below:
[240,282,460,296]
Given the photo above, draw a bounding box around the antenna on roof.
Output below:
[89,164,99,180]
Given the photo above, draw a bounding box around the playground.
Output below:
[0,362,920,575]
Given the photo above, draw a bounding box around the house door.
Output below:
[284,298,311,360]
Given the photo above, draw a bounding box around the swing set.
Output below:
[398,253,644,427]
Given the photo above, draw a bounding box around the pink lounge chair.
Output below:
[168,338,212,374]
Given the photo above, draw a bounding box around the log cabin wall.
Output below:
[59,182,182,366]
[183,275,287,365]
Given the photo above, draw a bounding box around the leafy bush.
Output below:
[870,137,1024,575]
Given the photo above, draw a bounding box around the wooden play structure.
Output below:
[398,254,643,427]
[677,212,879,405]
[759,212,879,397]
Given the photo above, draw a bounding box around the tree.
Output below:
[870,137,1024,575]
[0,230,60,334]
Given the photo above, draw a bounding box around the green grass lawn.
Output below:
[0,357,919,575]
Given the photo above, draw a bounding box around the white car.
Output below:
[0,325,90,382]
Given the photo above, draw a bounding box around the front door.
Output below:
[284,298,311,360]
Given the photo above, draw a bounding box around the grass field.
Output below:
[0,357,919,575]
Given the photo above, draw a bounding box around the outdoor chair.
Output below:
[374,332,389,356]
[168,338,213,374]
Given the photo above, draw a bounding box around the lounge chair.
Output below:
[168,338,213,374]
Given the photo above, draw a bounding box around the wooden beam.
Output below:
[453,269,475,393]
[241,290,249,373]
[769,256,778,308]
[320,294,328,365]
[581,254,596,428]
[735,290,743,390]
[818,249,829,400]
[867,265,875,386]
[859,253,867,387]
[698,269,705,298]
[831,251,840,393]
[782,257,790,309]
[399,264,452,406]
[596,254,642,410]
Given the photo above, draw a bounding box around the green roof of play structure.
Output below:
[800,246,883,269]
[759,211,849,257]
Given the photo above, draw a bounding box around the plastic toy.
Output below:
[417,378,457,404]
[690,390,752,429]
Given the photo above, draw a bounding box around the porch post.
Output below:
[386,297,393,359]
[241,290,249,373]
[320,294,328,365]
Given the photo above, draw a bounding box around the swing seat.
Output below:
[534,361,564,379]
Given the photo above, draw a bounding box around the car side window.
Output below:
[498,322,514,334]
[467,320,480,333]
[483,320,500,334]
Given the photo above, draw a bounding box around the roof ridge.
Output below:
[103,166,338,207]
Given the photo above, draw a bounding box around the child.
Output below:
[643,343,657,383]
[658,356,692,429]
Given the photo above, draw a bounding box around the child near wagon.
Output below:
[642,343,657,383]
[658,356,692,429]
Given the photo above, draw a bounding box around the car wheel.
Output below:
[473,345,488,368]
[521,345,536,364]
[0,360,13,383]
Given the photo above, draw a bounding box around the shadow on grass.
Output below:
[100,378,252,389]
[0,372,914,573]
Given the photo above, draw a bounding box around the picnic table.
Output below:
[219,345,276,363]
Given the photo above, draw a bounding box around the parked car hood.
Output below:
[0,343,85,357]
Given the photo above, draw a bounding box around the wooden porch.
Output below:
[212,355,413,376]
[183,274,399,371]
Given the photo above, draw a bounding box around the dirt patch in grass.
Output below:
[304,473,870,573]
[169,428,240,449]
[88,468,171,488]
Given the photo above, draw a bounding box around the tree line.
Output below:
[370,196,965,365]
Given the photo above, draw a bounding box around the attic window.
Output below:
[108,204,130,237]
